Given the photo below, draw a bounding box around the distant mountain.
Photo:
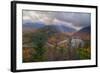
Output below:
[77,26,91,33]
[23,20,45,29]
[73,26,91,40]
[23,20,76,33]
[61,25,76,32]
[39,24,76,33]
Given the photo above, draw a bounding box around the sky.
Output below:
[23,10,91,30]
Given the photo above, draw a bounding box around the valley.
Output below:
[22,21,91,62]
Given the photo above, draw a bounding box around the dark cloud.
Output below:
[23,10,91,28]
[53,12,91,27]
[34,11,91,28]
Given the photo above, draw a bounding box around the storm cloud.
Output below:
[23,10,91,30]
